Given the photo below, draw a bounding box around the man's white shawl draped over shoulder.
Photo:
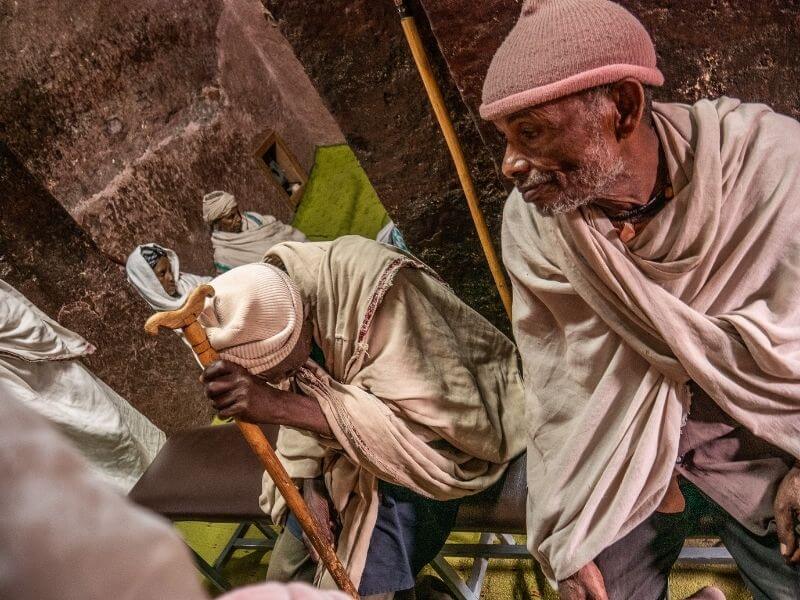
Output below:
[0,280,165,492]
[212,212,308,273]
[258,236,526,589]
[503,98,800,582]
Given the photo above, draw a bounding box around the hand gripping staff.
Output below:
[144,284,358,598]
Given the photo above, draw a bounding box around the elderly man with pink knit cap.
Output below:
[198,235,525,599]
[482,1,800,599]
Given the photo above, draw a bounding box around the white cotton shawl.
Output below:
[503,98,800,582]
[0,280,165,492]
[212,212,308,273]
[126,244,211,312]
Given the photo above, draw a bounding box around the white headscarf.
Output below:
[202,191,238,224]
[125,244,211,312]
[199,263,305,374]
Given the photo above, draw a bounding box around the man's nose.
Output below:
[501,147,531,179]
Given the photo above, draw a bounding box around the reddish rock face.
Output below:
[0,0,343,272]
[263,0,510,331]
[0,0,345,432]
[0,143,211,434]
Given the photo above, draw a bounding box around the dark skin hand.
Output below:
[301,478,339,563]
[774,465,800,564]
[558,561,609,600]
[201,359,332,437]
[202,360,338,561]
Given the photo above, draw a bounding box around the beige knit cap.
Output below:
[202,190,238,224]
[199,263,305,375]
[480,0,664,120]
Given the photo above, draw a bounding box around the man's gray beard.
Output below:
[535,130,626,216]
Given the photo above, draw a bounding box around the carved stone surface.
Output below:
[0,0,344,271]
[263,0,511,331]
[0,142,212,434]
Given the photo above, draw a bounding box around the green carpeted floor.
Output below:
[175,521,753,599]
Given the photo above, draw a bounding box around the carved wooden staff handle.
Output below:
[145,284,358,598]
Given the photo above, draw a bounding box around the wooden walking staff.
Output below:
[145,284,359,598]
[392,0,513,320]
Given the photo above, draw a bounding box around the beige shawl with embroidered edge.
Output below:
[503,98,800,582]
[258,236,525,589]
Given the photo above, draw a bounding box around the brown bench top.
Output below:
[130,424,527,533]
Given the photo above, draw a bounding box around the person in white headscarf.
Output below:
[198,236,525,599]
[202,190,308,274]
[126,243,211,312]
[0,279,165,493]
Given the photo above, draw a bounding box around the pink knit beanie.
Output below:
[200,263,305,375]
[480,0,663,120]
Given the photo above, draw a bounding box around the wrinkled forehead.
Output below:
[496,93,597,133]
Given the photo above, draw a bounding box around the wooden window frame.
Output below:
[253,130,308,209]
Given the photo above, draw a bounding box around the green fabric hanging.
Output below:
[292,144,389,241]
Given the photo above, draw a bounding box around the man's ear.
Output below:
[610,78,646,141]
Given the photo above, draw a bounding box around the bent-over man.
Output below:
[481,1,800,598]
[200,235,525,599]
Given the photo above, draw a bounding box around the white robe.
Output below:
[212,212,308,274]
[0,280,165,492]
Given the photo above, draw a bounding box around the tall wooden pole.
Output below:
[392,0,513,319]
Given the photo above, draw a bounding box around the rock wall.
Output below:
[264,0,800,331]
[263,0,510,331]
[0,0,344,272]
[0,142,211,434]
[0,0,346,433]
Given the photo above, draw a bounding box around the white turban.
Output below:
[202,190,238,224]
[199,263,304,374]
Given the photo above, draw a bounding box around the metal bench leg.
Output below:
[465,533,494,594]
[214,521,278,572]
[252,520,279,542]
[190,547,231,593]
[214,521,251,571]
[431,555,479,600]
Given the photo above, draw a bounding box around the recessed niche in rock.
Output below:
[255,130,307,208]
